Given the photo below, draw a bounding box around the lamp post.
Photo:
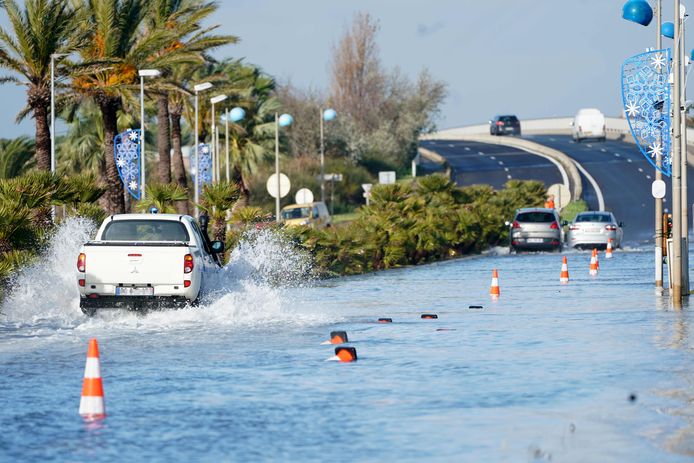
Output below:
[210,94,228,184]
[138,69,160,200]
[320,108,337,203]
[275,113,293,222]
[193,82,213,217]
[50,53,68,221]
[622,0,677,296]
[225,107,246,182]
[672,1,683,304]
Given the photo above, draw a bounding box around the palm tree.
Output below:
[198,181,240,242]
[146,0,236,184]
[135,182,187,213]
[0,0,80,170]
[69,0,182,213]
[0,136,35,178]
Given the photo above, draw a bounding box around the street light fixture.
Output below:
[320,108,337,203]
[138,69,160,200]
[210,94,228,184]
[275,113,293,222]
[193,82,213,217]
[225,107,246,182]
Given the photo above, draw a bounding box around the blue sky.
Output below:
[0,0,687,138]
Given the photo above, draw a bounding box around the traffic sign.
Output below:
[295,188,314,204]
[266,173,291,199]
[547,183,571,209]
[652,179,666,199]
[379,171,396,184]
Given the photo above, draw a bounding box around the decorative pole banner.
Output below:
[197,143,212,187]
[621,48,672,177]
[114,129,142,199]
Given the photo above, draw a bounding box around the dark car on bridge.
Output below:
[489,115,521,136]
[509,207,562,252]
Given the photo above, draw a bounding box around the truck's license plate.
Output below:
[116,287,154,296]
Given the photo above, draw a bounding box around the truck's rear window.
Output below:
[102,220,189,242]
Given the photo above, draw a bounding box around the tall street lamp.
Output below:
[210,94,228,184]
[275,113,293,222]
[193,82,213,217]
[320,108,337,203]
[623,0,664,290]
[225,107,246,182]
[138,69,160,200]
[50,53,68,220]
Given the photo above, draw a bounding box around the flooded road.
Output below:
[1,222,693,462]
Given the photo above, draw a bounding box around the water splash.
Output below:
[0,220,328,332]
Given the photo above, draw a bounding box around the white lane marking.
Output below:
[490,156,496,160]
[498,161,504,165]
[549,138,556,141]
[573,160,605,211]
[478,151,484,155]
[510,147,570,193]
[504,167,509,172]
[465,147,471,151]
[646,175,652,179]
[507,174,512,179]
[448,144,455,148]
[586,144,593,148]
[638,167,644,172]
[627,158,632,163]
[601,148,607,152]
[614,153,621,157]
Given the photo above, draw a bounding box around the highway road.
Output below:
[418,140,563,190]
[420,135,694,245]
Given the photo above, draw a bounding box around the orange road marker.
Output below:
[606,239,614,259]
[490,269,500,297]
[421,314,438,319]
[335,347,357,362]
[79,338,105,421]
[560,256,570,284]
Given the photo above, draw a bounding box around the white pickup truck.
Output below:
[76,213,224,315]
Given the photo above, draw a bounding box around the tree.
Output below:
[198,181,239,242]
[0,0,79,171]
[330,12,384,131]
[0,136,35,178]
[69,0,182,213]
[146,0,236,184]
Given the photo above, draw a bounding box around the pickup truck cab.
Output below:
[77,213,223,315]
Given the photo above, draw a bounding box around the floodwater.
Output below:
[1,220,693,462]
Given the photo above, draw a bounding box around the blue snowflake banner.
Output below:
[197,143,212,187]
[114,129,141,199]
[621,48,671,177]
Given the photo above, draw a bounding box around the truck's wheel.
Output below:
[80,302,96,317]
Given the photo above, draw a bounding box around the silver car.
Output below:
[566,211,623,249]
[509,207,562,252]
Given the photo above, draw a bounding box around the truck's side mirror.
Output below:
[210,241,224,253]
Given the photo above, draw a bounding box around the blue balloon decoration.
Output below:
[691,49,694,61]
[323,108,337,121]
[230,107,245,122]
[662,22,675,39]
[622,0,654,27]
[279,113,293,127]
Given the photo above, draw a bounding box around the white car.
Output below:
[566,211,623,249]
[571,108,606,142]
[77,213,223,315]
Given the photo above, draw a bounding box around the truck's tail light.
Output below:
[77,253,86,273]
[78,279,85,287]
[184,280,191,288]
[605,225,618,231]
[184,254,194,274]
[550,221,559,229]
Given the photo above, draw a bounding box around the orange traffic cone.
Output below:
[490,269,500,297]
[593,248,600,269]
[589,251,599,276]
[605,239,614,259]
[79,338,105,421]
[560,256,569,284]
